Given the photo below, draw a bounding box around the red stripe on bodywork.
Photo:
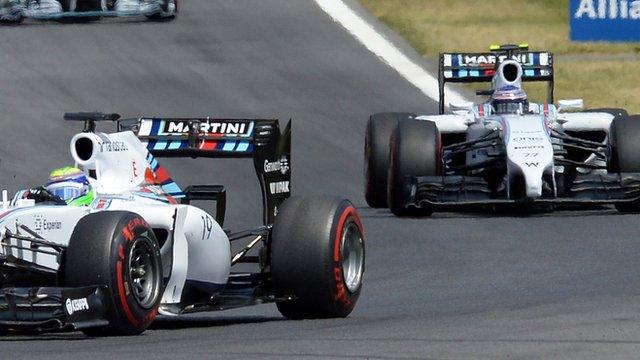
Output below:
[200,140,217,150]
[154,166,171,183]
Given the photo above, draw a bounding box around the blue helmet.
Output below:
[491,85,528,114]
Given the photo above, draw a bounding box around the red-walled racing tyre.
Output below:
[64,211,163,336]
[271,196,365,319]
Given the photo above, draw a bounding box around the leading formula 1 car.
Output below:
[0,0,177,23]
[365,44,640,216]
[0,112,365,335]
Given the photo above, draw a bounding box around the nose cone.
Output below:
[502,115,554,199]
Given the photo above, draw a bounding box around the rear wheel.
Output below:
[64,211,162,336]
[609,114,640,212]
[387,119,439,216]
[271,196,365,319]
[364,112,415,208]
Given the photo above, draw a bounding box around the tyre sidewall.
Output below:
[107,215,162,334]
[271,196,365,318]
[65,212,162,335]
[326,200,365,316]
[610,115,640,172]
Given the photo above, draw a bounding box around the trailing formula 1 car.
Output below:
[0,112,365,335]
[365,44,640,216]
[0,0,177,23]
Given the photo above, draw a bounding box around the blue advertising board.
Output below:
[570,0,640,41]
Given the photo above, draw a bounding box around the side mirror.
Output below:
[449,101,474,114]
[558,99,584,112]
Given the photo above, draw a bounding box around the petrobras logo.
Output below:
[161,121,253,137]
[269,181,290,194]
[511,136,545,142]
[264,156,290,175]
[574,0,640,20]
[65,297,89,315]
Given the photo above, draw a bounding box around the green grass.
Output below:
[360,0,640,112]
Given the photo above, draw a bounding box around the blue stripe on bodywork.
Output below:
[222,141,237,151]
[236,141,250,152]
[150,119,162,136]
[154,141,168,150]
[161,182,182,195]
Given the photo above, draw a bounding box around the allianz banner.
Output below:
[570,0,640,41]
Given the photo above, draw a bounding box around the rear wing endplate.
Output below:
[118,117,291,225]
[438,44,554,114]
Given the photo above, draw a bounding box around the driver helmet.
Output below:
[491,85,528,114]
[45,166,94,206]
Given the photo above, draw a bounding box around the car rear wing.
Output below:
[117,117,292,225]
[438,44,554,114]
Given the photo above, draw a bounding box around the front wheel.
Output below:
[387,119,439,216]
[64,211,163,336]
[609,114,640,212]
[271,196,365,319]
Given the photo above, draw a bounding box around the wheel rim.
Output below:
[340,221,364,293]
[127,236,161,309]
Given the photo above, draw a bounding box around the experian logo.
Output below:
[574,0,640,19]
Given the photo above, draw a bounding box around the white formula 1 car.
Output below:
[0,113,365,335]
[0,0,177,23]
[365,44,640,216]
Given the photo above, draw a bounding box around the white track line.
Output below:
[315,0,469,105]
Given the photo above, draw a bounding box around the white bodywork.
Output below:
[0,130,231,306]
[416,60,615,199]
[416,109,615,199]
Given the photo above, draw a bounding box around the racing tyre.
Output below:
[271,196,365,319]
[145,0,177,20]
[365,112,416,208]
[609,114,640,212]
[64,211,163,336]
[387,119,439,216]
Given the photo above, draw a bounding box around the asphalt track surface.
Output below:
[1,1,640,359]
